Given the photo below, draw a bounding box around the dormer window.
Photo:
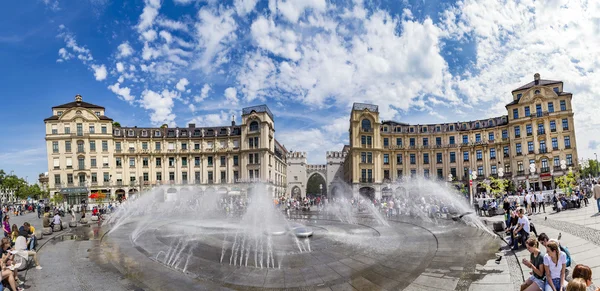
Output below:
[249,121,259,131]
[194,130,201,136]
[128,130,134,137]
[57,111,63,116]
[95,111,100,117]
[181,130,187,137]
[553,87,559,93]
[141,130,147,137]
[167,130,175,137]
[155,130,161,137]
[220,128,227,135]
[516,94,522,99]
[410,127,414,133]
[115,129,120,136]
[436,126,440,132]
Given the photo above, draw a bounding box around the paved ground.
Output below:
[484,201,600,290]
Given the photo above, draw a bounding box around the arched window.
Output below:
[249,121,259,131]
[534,89,541,94]
[361,119,371,131]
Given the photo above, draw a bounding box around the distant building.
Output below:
[44,95,287,205]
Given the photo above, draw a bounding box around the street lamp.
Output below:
[595,153,599,178]
[447,173,453,182]
[529,163,537,192]
[470,170,477,206]
[319,184,323,198]
[498,168,505,196]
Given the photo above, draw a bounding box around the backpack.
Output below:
[560,245,572,267]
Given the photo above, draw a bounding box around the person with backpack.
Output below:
[544,241,567,291]
[539,232,572,283]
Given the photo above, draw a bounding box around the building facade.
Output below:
[344,74,579,200]
[44,95,287,205]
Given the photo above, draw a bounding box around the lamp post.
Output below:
[529,163,537,192]
[319,184,323,198]
[470,170,477,206]
[498,168,504,196]
[447,173,453,183]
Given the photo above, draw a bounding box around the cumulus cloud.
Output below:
[116,62,125,72]
[194,84,211,102]
[234,0,258,16]
[187,110,233,127]
[156,17,188,31]
[224,87,238,105]
[137,0,161,32]
[175,78,189,91]
[141,29,157,42]
[140,89,178,126]
[117,42,134,58]
[91,64,107,81]
[108,82,134,102]
[193,7,237,71]
[56,47,73,62]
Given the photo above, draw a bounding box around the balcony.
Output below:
[563,127,569,131]
[539,148,548,154]
[502,137,509,142]
[461,142,469,146]
[422,145,430,149]
[551,128,556,132]
[554,166,563,171]
[565,145,572,149]
[553,147,559,151]
[115,149,122,153]
[538,130,546,135]
[490,156,496,160]
[541,167,550,173]
[527,132,533,137]
[463,159,469,162]
[516,152,522,156]
[515,134,521,138]
[503,153,509,158]
[360,128,373,133]
[528,150,534,154]
[359,178,374,183]
[517,170,525,176]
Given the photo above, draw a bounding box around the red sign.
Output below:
[469,180,473,186]
[540,173,552,177]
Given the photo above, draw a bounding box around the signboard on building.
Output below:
[60,187,88,194]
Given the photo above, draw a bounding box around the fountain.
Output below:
[103,177,502,290]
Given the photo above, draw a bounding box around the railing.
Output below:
[516,152,522,156]
[528,150,534,154]
[527,132,533,136]
[359,178,374,183]
[553,147,559,151]
[517,170,525,176]
[551,128,556,132]
[538,130,546,135]
[504,153,509,158]
[539,148,548,154]
[565,145,572,149]
[515,134,521,138]
[541,167,550,173]
[563,127,569,131]
[360,128,373,133]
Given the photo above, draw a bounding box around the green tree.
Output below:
[113,121,121,128]
[555,170,579,196]
[51,194,64,205]
[485,177,510,197]
[580,159,599,178]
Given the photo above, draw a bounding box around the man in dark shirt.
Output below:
[19,222,36,250]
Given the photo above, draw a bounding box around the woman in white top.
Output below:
[544,241,567,291]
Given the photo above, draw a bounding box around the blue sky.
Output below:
[1,0,600,184]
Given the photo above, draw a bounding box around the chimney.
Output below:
[75,94,82,102]
[231,114,236,126]
[188,123,195,128]
[534,73,540,85]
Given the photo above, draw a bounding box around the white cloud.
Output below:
[276,0,327,23]
[277,128,344,162]
[187,110,232,127]
[43,0,60,11]
[156,17,188,31]
[57,47,73,62]
[129,64,136,71]
[91,64,107,81]
[250,16,301,61]
[116,62,125,72]
[175,78,189,91]
[194,84,212,102]
[234,0,258,16]
[108,82,134,102]
[137,0,161,32]
[57,28,93,63]
[224,87,238,105]
[141,29,157,42]
[159,30,172,43]
[142,42,161,60]
[140,89,178,126]
[173,0,193,5]
[117,42,134,58]
[237,51,276,102]
[193,7,238,71]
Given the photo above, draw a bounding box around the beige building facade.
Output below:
[44,95,287,205]
[344,74,579,200]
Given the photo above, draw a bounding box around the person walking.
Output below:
[537,191,546,213]
[593,180,600,213]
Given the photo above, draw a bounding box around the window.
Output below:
[503,146,509,156]
[142,172,148,182]
[383,138,389,147]
[65,141,71,152]
[516,143,522,154]
[102,157,109,167]
[552,138,558,150]
[52,141,59,153]
[67,174,73,184]
[536,104,542,117]
[411,169,416,177]
[513,108,519,119]
[477,166,483,176]
[462,135,468,144]
[142,157,148,167]
[422,138,429,146]
[367,152,372,163]
[450,167,456,178]
[383,154,389,164]
[560,100,567,111]
[156,157,161,166]
[564,136,571,148]
[566,154,573,165]
[463,152,469,161]
[77,141,85,153]
[101,126,107,134]
[220,156,226,166]
[554,156,560,167]
[538,123,545,134]
[233,156,239,166]
[548,102,554,113]
[156,172,162,181]
[129,157,135,167]
[169,157,175,167]
[396,154,403,164]
[491,165,497,175]
[116,157,122,167]
[91,158,97,167]
[64,126,70,134]
[410,154,416,164]
[103,172,110,183]
[528,141,534,153]
[196,172,202,183]
[517,93,522,99]
[410,127,414,133]
[141,142,148,150]
[524,106,530,117]
[128,130,134,137]
[115,142,122,151]
[436,169,443,180]
[77,123,83,136]
[89,125,95,134]
[518,162,524,172]
[424,169,430,178]
[476,150,482,160]
[436,153,442,164]
[361,119,371,131]
[194,157,201,166]
[194,143,200,150]
[51,125,57,134]
[550,120,556,132]
[168,142,175,150]
[450,125,454,131]
[514,126,521,137]
[396,138,402,146]
[182,157,188,167]
[155,130,161,137]
[502,130,508,139]
[562,118,569,130]
[423,153,429,164]
[449,136,455,144]
[490,148,496,159]
[220,171,226,182]
[450,152,456,163]
[89,141,96,152]
[181,143,187,150]
[526,124,532,135]
[475,134,481,142]
[540,140,547,153]
[409,138,415,147]
[488,132,494,141]
[361,152,366,163]
[397,169,403,178]
[435,137,441,146]
[422,127,428,133]
[169,172,175,181]
[155,142,161,150]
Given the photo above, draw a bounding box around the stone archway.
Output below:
[291,186,302,200]
[306,172,327,197]
[115,189,126,201]
[359,187,375,201]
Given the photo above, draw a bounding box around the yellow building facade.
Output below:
[44,95,287,205]
[344,74,578,200]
